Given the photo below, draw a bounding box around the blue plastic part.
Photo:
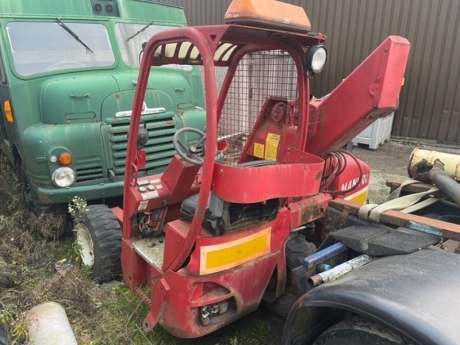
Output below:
[302,242,347,269]
[316,263,332,272]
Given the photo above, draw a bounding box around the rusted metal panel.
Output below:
[330,199,460,241]
[168,0,460,144]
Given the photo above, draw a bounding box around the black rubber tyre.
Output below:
[313,316,412,345]
[19,163,53,216]
[0,309,8,345]
[79,205,122,283]
[23,184,53,216]
[17,162,72,238]
[0,273,13,291]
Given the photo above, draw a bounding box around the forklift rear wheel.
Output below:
[77,205,122,283]
[313,315,411,345]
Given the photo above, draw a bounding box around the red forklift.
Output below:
[79,0,460,343]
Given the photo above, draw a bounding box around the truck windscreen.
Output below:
[115,22,192,71]
[7,21,115,76]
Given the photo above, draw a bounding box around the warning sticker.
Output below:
[141,190,159,200]
[265,133,280,160]
[253,143,264,159]
[138,201,148,211]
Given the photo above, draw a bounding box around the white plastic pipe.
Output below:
[28,302,77,345]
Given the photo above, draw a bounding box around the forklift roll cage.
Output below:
[123,24,326,271]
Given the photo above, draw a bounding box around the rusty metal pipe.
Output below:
[308,254,374,287]
[431,170,460,207]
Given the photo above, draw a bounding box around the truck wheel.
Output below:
[76,205,122,283]
[23,175,52,217]
[313,316,411,345]
[23,184,53,216]
[19,164,53,216]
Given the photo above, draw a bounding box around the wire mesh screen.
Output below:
[217,50,298,165]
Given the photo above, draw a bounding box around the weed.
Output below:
[71,240,83,262]
[0,308,13,326]
[80,264,92,277]
[0,307,28,344]
[68,196,87,224]
[10,312,28,343]
[229,336,238,345]
[66,196,88,267]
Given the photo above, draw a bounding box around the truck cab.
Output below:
[0,0,205,215]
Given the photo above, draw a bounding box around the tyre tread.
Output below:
[83,205,122,283]
[314,315,413,345]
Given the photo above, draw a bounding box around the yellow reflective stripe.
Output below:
[200,228,270,275]
[344,186,368,204]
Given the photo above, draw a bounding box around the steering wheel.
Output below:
[173,127,206,166]
[45,61,86,72]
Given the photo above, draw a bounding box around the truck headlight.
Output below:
[304,45,328,74]
[52,167,76,187]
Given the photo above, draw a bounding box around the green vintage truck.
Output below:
[0,0,205,216]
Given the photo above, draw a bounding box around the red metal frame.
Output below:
[118,23,409,338]
[306,36,410,154]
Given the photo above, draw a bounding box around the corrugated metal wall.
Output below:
[167,0,460,144]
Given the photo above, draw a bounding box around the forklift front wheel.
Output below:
[313,315,411,345]
[77,205,122,283]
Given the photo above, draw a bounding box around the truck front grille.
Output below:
[108,112,177,176]
[76,165,104,182]
[75,157,104,183]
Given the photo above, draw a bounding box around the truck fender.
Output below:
[282,249,460,345]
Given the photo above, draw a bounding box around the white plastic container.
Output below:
[352,113,394,150]
[27,302,77,345]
